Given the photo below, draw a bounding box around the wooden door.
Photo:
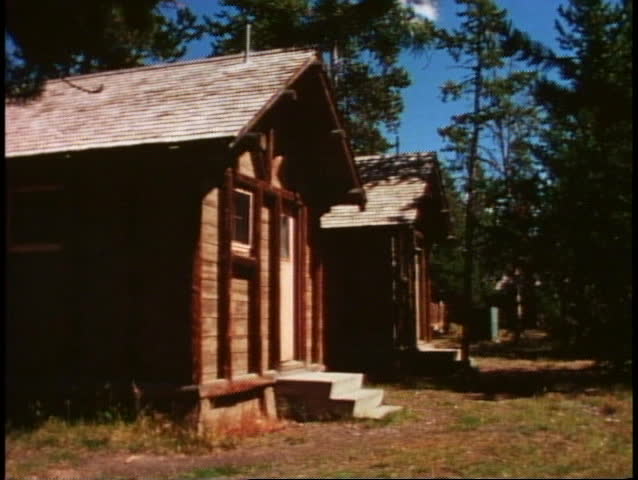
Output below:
[279,213,296,363]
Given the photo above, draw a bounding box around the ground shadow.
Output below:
[468,329,595,361]
[377,331,632,401]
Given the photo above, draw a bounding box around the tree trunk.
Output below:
[461,33,484,362]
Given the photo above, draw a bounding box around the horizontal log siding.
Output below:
[231,277,250,376]
[200,188,220,383]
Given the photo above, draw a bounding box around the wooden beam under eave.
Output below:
[282,89,298,101]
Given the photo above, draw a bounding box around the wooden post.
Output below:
[266,129,274,184]
[191,242,202,384]
[218,168,233,379]
[424,245,433,343]
[252,186,263,374]
[419,249,427,342]
[310,212,321,364]
[297,204,307,362]
[270,195,282,368]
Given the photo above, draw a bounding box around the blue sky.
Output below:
[6,1,564,156]
[179,0,566,156]
[394,0,563,154]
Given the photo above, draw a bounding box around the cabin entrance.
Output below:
[279,212,296,363]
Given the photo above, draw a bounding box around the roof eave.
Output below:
[229,54,320,151]
[314,66,366,208]
[6,134,233,159]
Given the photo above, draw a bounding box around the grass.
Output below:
[324,393,630,477]
[178,466,243,479]
[355,405,420,428]
[5,334,633,479]
[7,386,632,479]
[5,412,215,479]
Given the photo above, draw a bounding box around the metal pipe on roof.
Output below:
[245,23,251,63]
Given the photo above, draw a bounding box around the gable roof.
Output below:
[321,152,440,228]
[6,48,319,158]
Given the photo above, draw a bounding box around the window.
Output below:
[280,214,291,259]
[9,186,64,252]
[232,189,252,247]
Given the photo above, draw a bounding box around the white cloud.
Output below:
[400,0,440,21]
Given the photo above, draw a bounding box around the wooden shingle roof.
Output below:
[321,152,437,228]
[6,48,318,158]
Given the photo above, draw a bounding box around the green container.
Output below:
[490,307,499,341]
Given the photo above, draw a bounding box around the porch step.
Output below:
[275,371,401,421]
[361,404,404,420]
[406,346,467,375]
[332,388,384,417]
[276,371,364,397]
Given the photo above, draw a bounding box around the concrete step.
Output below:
[275,371,363,397]
[332,388,384,417]
[274,371,401,421]
[404,346,467,375]
[356,404,403,420]
[416,345,462,361]
[329,372,365,396]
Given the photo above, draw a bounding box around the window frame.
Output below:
[231,188,253,252]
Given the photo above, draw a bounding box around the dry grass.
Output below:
[6,333,633,479]
[5,412,208,479]
[370,379,632,478]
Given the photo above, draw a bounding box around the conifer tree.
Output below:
[205,0,435,154]
[534,0,632,359]
[436,0,546,352]
[6,1,203,98]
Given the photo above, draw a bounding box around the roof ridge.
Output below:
[355,151,436,161]
[41,47,318,84]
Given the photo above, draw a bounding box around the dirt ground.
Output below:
[6,331,633,479]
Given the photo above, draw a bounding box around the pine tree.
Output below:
[204,0,435,154]
[6,1,203,98]
[534,0,632,359]
[436,0,547,352]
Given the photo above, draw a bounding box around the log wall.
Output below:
[230,277,251,376]
[7,146,212,418]
[200,188,220,383]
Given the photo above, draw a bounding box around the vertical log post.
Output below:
[270,195,282,368]
[310,213,320,364]
[191,241,202,385]
[297,204,307,362]
[218,168,234,379]
[252,186,263,374]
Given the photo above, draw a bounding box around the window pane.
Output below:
[280,215,290,259]
[233,190,251,245]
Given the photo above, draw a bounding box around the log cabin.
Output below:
[322,153,462,377]
[6,48,407,429]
